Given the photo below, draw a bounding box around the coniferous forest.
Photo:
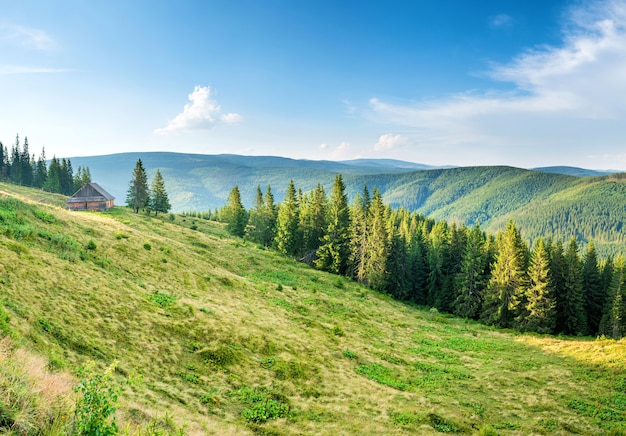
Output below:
[0,134,90,195]
[212,175,625,339]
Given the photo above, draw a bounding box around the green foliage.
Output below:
[72,361,119,435]
[147,291,177,308]
[237,386,292,424]
[0,304,12,338]
[85,239,97,250]
[355,363,409,391]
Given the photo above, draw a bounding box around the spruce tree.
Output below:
[521,238,557,333]
[223,185,247,237]
[362,188,390,290]
[300,184,327,253]
[261,185,278,247]
[247,185,266,243]
[274,180,301,256]
[558,238,587,335]
[33,148,48,189]
[583,241,604,335]
[126,159,150,213]
[315,174,351,274]
[454,224,487,320]
[481,220,527,328]
[599,255,626,339]
[348,186,370,283]
[427,221,448,309]
[150,169,171,216]
[43,156,61,193]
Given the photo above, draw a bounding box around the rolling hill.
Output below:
[70,153,626,256]
[1,182,626,435]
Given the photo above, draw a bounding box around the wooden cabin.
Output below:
[66,182,115,211]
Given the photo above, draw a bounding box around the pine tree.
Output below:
[247,186,266,243]
[126,159,150,213]
[583,241,604,335]
[315,175,351,275]
[300,184,327,253]
[348,186,370,283]
[150,169,171,216]
[521,238,557,333]
[20,137,34,187]
[274,180,301,256]
[426,221,448,309]
[481,220,527,328]
[454,224,487,320]
[43,156,61,193]
[223,185,247,237]
[558,238,587,335]
[33,148,48,188]
[362,188,390,290]
[261,185,278,247]
[599,255,626,339]
[0,141,7,180]
[9,134,21,184]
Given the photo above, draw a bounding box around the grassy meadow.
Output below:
[1,181,626,435]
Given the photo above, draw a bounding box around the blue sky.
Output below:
[1,0,626,169]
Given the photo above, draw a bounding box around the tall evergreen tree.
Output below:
[583,241,604,335]
[315,174,351,274]
[20,137,34,187]
[247,186,266,243]
[599,255,626,339]
[43,156,61,193]
[9,134,21,184]
[521,238,557,333]
[261,185,278,247]
[0,141,7,180]
[126,159,150,213]
[362,188,390,289]
[33,148,48,189]
[426,221,448,309]
[274,180,301,256]
[348,186,370,283]
[481,220,527,328]
[223,185,247,237]
[557,238,587,335]
[454,224,487,320]
[150,169,171,216]
[300,184,327,253]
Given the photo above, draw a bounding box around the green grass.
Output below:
[2,181,626,434]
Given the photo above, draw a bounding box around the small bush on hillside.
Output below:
[199,344,242,367]
[86,239,97,250]
[0,305,12,338]
[143,242,152,251]
[148,291,177,308]
[72,361,119,435]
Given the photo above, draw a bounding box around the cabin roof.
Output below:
[66,182,115,203]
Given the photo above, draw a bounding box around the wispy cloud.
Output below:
[490,14,513,29]
[155,86,242,135]
[1,24,58,52]
[369,0,626,162]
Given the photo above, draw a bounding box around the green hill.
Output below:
[69,153,626,256]
[1,182,626,435]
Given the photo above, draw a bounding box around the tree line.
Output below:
[0,134,91,195]
[214,175,626,339]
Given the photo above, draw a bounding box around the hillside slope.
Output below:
[70,153,626,255]
[2,182,626,434]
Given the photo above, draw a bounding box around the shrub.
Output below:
[343,350,357,359]
[86,240,97,250]
[72,361,119,435]
[143,242,152,251]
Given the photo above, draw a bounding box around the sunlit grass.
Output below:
[1,181,626,434]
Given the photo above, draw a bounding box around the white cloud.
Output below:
[490,14,513,29]
[374,133,404,151]
[368,0,626,165]
[319,143,328,149]
[1,24,57,52]
[155,86,242,135]
[326,141,352,159]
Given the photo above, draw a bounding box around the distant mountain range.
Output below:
[70,152,626,256]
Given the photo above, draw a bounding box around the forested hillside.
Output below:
[70,153,626,256]
[2,182,626,435]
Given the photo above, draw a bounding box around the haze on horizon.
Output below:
[1,0,626,170]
